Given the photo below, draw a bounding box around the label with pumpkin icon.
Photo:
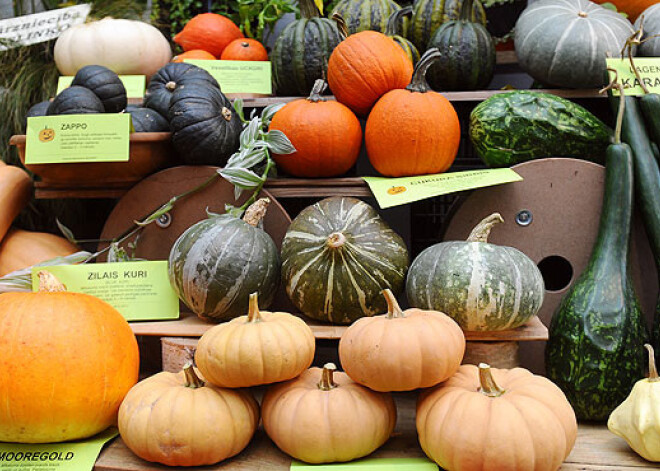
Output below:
[387,186,407,195]
[38,126,56,142]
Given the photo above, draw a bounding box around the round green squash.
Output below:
[410,0,486,51]
[281,196,409,324]
[514,0,634,88]
[427,0,495,91]
[331,0,403,34]
[271,0,342,96]
[387,6,420,65]
[47,86,105,115]
[636,4,660,56]
[168,199,280,323]
[406,213,544,331]
[24,101,50,129]
[71,65,127,113]
[129,107,169,132]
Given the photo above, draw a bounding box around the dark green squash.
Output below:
[47,86,105,115]
[168,199,280,323]
[386,6,420,65]
[144,63,220,117]
[271,0,342,96]
[426,0,495,91]
[280,196,409,324]
[71,65,127,113]
[24,101,50,129]
[331,0,403,34]
[410,0,486,51]
[168,82,242,165]
[482,0,526,44]
[129,108,169,132]
[545,92,648,421]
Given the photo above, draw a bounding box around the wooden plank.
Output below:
[496,50,518,65]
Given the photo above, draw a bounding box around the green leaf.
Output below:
[265,130,296,154]
[240,118,261,148]
[56,219,78,244]
[261,102,286,124]
[600,2,628,17]
[233,98,247,123]
[135,199,175,227]
[107,243,131,263]
[227,147,269,170]
[219,167,264,189]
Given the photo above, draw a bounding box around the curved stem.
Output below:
[183,362,205,388]
[307,79,328,103]
[247,292,263,323]
[332,13,349,40]
[467,213,504,242]
[327,232,347,249]
[646,344,659,381]
[383,289,405,318]
[37,271,66,292]
[318,363,337,391]
[386,5,412,36]
[299,0,321,19]
[478,363,505,397]
[459,0,475,22]
[406,48,441,93]
[243,197,270,227]
[601,68,626,144]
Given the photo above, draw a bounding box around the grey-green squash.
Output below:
[281,196,409,324]
[636,4,660,56]
[410,0,487,51]
[168,198,280,323]
[386,6,420,65]
[331,0,403,35]
[406,213,544,331]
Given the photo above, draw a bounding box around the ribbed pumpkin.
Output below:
[514,0,634,88]
[174,13,244,57]
[220,39,268,61]
[327,29,413,117]
[195,292,315,388]
[47,86,104,115]
[118,364,259,466]
[406,213,545,331]
[172,49,216,62]
[281,196,409,324]
[365,49,460,177]
[0,271,139,443]
[168,199,280,323]
[386,6,420,65]
[410,0,487,51]
[262,364,396,464]
[128,108,169,132]
[427,0,495,91]
[271,0,342,97]
[331,0,402,34]
[635,4,660,56]
[269,80,362,177]
[339,289,465,392]
[417,363,578,471]
[71,65,127,113]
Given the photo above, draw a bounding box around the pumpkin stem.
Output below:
[327,232,347,249]
[247,292,263,323]
[467,213,504,243]
[332,13,349,40]
[478,363,505,397]
[183,362,205,388]
[318,363,338,391]
[299,0,321,19]
[221,107,233,122]
[308,79,328,103]
[459,0,475,22]
[37,271,67,292]
[243,197,270,227]
[165,81,176,92]
[383,289,405,318]
[646,344,659,381]
[406,48,441,93]
[386,5,412,36]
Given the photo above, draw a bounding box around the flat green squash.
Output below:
[470,91,612,167]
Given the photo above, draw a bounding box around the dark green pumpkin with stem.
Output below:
[410,0,486,51]
[386,6,420,65]
[47,86,105,115]
[71,65,127,113]
[331,0,403,34]
[546,76,648,421]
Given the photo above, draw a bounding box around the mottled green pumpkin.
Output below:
[168,199,280,323]
[386,6,420,65]
[281,197,409,324]
[332,0,403,34]
[410,0,486,51]
[406,213,544,331]
[271,0,342,96]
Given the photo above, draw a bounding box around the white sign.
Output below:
[0,4,91,51]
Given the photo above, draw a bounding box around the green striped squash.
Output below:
[410,0,486,51]
[332,0,403,34]
[168,199,280,323]
[406,213,544,331]
[281,197,409,324]
[387,6,421,65]
[271,0,342,96]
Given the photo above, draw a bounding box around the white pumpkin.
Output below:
[54,18,172,78]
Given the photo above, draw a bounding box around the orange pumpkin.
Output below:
[172,49,216,62]
[366,49,460,177]
[327,26,413,118]
[339,289,465,392]
[269,79,362,177]
[417,363,578,471]
[0,271,139,443]
[593,0,650,21]
[0,228,79,277]
[174,13,244,57]
[220,38,269,61]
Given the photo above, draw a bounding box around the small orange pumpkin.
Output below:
[174,13,244,57]
[269,79,362,177]
[0,228,79,277]
[366,49,460,177]
[339,289,465,392]
[220,38,269,61]
[172,49,216,62]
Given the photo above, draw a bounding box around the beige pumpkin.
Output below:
[196,292,315,388]
[118,363,259,466]
[339,289,465,392]
[262,363,396,464]
[54,18,172,77]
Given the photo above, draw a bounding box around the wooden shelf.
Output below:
[93,392,657,471]
[130,312,547,341]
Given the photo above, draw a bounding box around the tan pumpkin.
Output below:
[118,363,259,466]
[417,363,578,471]
[0,161,32,243]
[195,292,315,388]
[262,363,396,464]
[0,228,79,277]
[339,289,465,392]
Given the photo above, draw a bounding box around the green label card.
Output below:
[185,59,272,94]
[57,75,146,98]
[291,458,438,470]
[25,114,130,164]
[363,168,523,209]
[607,57,660,95]
[0,427,117,471]
[31,261,179,321]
